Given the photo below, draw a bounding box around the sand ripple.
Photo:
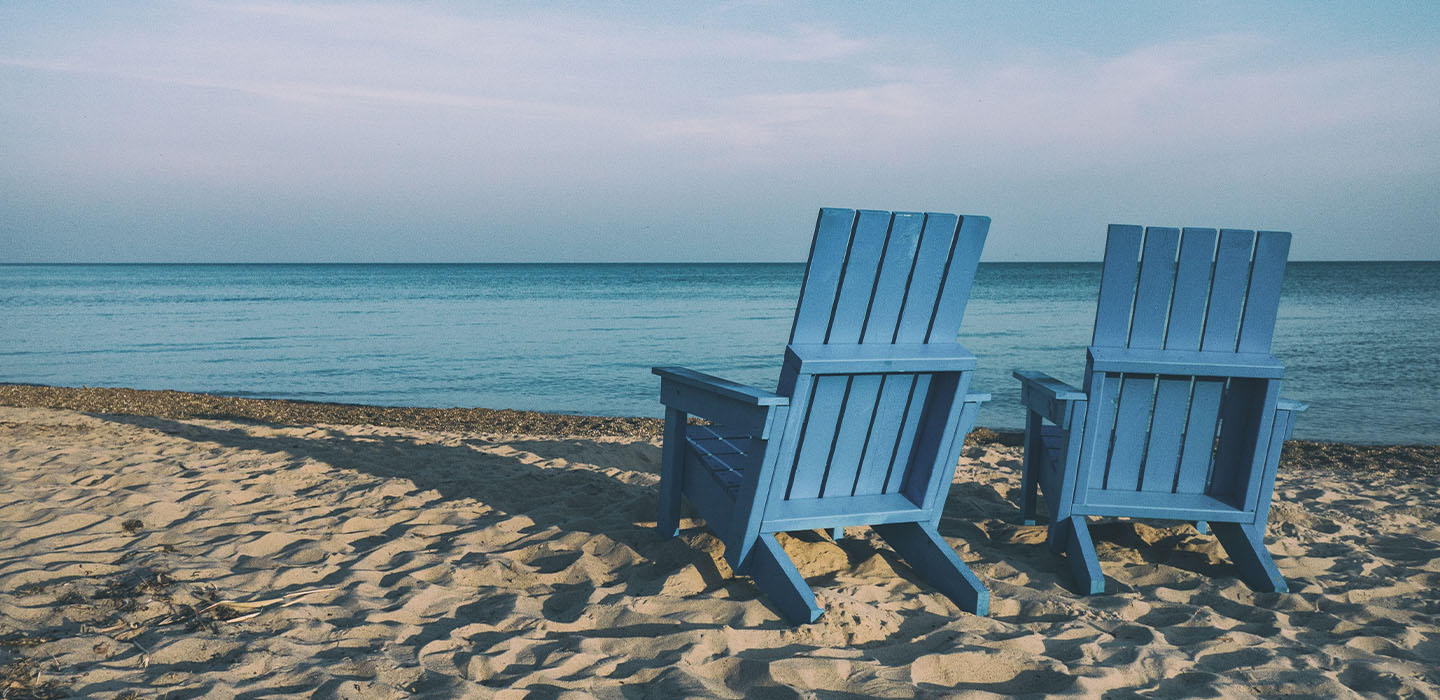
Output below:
[1,406,1437,697]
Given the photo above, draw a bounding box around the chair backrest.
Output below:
[1082,225,1291,505]
[773,208,988,503]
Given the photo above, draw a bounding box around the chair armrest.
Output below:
[1277,398,1308,412]
[784,343,977,375]
[652,366,788,439]
[965,392,991,403]
[1013,370,1086,429]
[652,366,787,405]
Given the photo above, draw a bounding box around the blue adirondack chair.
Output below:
[652,208,992,624]
[1014,225,1306,595]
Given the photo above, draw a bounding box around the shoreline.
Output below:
[3,382,1436,476]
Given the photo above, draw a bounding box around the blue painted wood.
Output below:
[789,208,859,345]
[927,215,990,343]
[1210,379,1266,504]
[896,213,961,341]
[752,533,823,624]
[1237,232,1291,353]
[1202,230,1257,352]
[1128,228,1180,348]
[921,392,986,523]
[1165,229,1218,350]
[884,374,932,494]
[1013,223,1302,597]
[827,210,892,343]
[852,375,910,496]
[1211,521,1288,593]
[1065,516,1105,595]
[874,522,990,616]
[1020,411,1044,525]
[785,343,978,374]
[657,407,688,537]
[1092,224,1144,347]
[654,207,993,623]
[1175,378,1224,494]
[653,366,789,405]
[1077,372,1121,493]
[787,375,848,500]
[1087,347,1284,378]
[903,372,970,505]
[1140,377,1190,492]
[862,212,926,343]
[823,374,883,497]
[1106,373,1155,491]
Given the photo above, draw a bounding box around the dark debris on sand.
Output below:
[4,383,1435,472]
[0,633,64,700]
[1,383,660,440]
[0,383,1021,446]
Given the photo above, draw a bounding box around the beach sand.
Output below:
[1,386,1437,698]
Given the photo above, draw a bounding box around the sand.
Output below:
[1,394,1437,698]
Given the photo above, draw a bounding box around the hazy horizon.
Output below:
[3,257,1438,265]
[4,2,1438,263]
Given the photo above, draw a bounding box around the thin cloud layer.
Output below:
[2,2,1437,261]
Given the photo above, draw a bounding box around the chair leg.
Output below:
[874,522,990,616]
[829,527,844,541]
[1063,516,1105,595]
[656,408,687,537]
[749,533,823,624]
[1195,520,1209,535]
[1019,413,1042,525]
[1045,515,1069,554]
[1211,521,1288,593]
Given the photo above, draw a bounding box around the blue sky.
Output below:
[2,2,1437,261]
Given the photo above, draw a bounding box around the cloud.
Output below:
[1,2,1436,260]
[647,32,1440,179]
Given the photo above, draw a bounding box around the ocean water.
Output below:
[1,262,1436,445]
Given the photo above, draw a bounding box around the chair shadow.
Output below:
[87,413,731,599]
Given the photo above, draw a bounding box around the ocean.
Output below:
[1,262,1435,445]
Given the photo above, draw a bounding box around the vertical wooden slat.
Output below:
[1126,227,1179,493]
[786,375,848,499]
[1128,227,1180,349]
[861,213,926,344]
[789,208,857,344]
[902,373,967,506]
[1092,224,1144,347]
[1165,228,1218,351]
[1105,374,1155,491]
[894,213,960,343]
[1175,379,1224,494]
[925,214,990,342]
[1140,378,1190,492]
[1249,401,1295,524]
[1210,378,1263,503]
[851,375,912,495]
[1078,371,1122,493]
[826,210,893,344]
[1200,229,1257,352]
[1235,231,1290,353]
[814,211,898,499]
[884,374,932,494]
[822,374,882,497]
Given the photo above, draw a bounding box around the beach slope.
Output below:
[0,389,1437,697]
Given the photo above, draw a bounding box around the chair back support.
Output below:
[772,209,988,505]
[1081,225,1291,509]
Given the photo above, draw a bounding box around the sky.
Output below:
[2,2,1438,262]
